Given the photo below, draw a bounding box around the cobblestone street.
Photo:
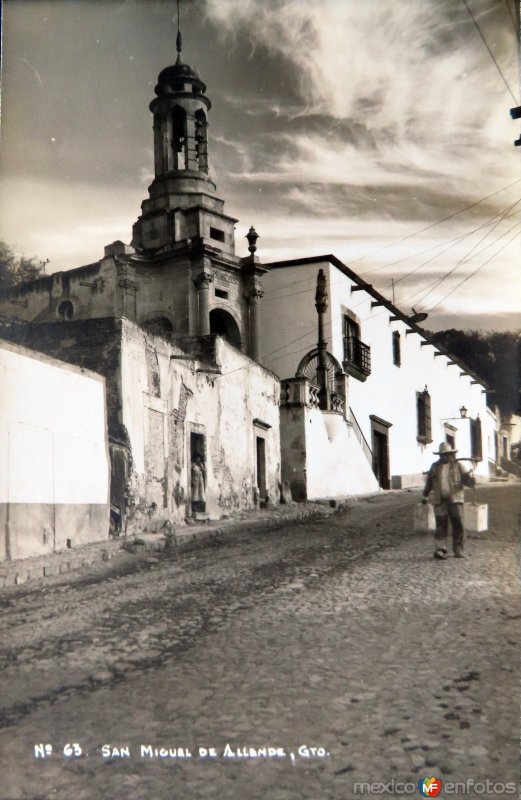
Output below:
[0,484,519,800]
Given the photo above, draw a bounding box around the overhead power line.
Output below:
[502,0,518,34]
[411,197,521,308]
[461,0,519,104]
[427,225,521,314]
[351,177,521,270]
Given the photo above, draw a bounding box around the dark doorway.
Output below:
[209,308,242,350]
[190,432,206,513]
[370,415,392,490]
[256,436,267,500]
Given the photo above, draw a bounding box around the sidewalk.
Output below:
[0,498,351,589]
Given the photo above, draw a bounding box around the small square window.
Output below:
[215,288,228,300]
[210,227,225,242]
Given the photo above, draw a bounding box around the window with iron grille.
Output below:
[392,331,401,367]
[470,416,483,460]
[417,389,432,443]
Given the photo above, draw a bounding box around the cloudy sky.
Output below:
[0,0,519,331]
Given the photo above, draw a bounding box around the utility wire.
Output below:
[264,204,521,307]
[427,226,521,314]
[219,213,521,378]
[411,198,521,309]
[502,0,518,35]
[461,0,519,104]
[385,219,521,318]
[263,181,521,300]
[221,208,520,376]
[358,204,521,281]
[347,178,521,268]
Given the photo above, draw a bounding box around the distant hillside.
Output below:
[429,329,521,415]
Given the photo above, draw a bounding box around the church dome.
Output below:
[154,60,207,98]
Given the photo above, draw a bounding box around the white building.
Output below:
[0,339,110,560]
[259,255,494,500]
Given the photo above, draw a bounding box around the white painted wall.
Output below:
[261,259,494,487]
[0,340,110,559]
[304,409,379,498]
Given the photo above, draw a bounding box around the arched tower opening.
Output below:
[172,106,188,170]
[195,109,208,174]
[210,308,242,350]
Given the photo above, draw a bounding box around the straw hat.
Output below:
[434,441,458,455]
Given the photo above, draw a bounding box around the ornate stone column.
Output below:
[194,271,214,335]
[248,287,264,361]
[315,268,330,411]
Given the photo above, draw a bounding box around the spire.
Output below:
[176,0,182,64]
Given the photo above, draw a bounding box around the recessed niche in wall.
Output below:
[215,288,229,300]
[57,300,74,320]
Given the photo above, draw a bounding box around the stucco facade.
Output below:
[260,256,494,498]
[0,339,110,561]
[119,320,281,529]
[0,317,281,532]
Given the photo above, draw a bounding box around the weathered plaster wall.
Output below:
[119,321,281,530]
[279,407,308,500]
[0,339,110,561]
[0,260,118,324]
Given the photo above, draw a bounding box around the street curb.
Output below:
[0,504,340,589]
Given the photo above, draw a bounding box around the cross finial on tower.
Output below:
[176,0,182,63]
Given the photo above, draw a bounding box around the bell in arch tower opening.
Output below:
[132,15,238,257]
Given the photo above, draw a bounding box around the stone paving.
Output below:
[0,484,519,800]
[0,501,337,588]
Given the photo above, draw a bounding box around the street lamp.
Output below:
[459,406,468,418]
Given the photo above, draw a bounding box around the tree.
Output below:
[0,240,46,292]
[431,328,521,415]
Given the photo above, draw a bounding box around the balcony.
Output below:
[343,335,371,381]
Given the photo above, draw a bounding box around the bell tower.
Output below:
[150,24,212,192]
[132,14,237,256]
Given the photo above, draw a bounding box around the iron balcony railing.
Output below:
[343,335,371,376]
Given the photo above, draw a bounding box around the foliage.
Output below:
[430,328,521,415]
[0,240,46,292]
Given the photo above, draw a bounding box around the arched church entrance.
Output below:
[209,308,241,350]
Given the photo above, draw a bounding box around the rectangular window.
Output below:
[215,288,229,300]
[210,227,225,242]
[470,417,483,460]
[343,315,371,378]
[417,389,432,443]
[392,331,401,367]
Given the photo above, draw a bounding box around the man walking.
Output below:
[422,442,475,560]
